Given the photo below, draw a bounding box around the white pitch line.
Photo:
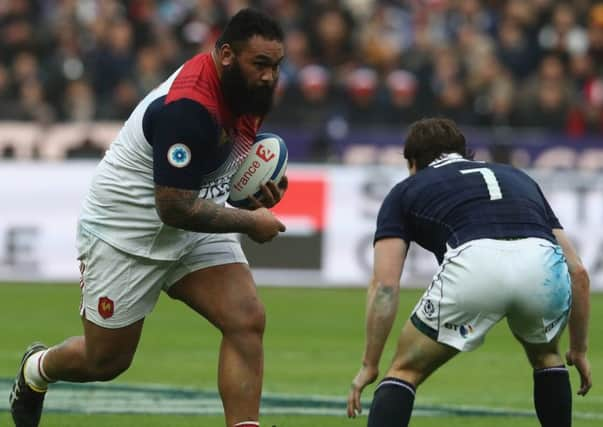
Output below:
[1,380,601,419]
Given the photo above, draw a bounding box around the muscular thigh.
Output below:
[163,233,259,330]
[389,320,459,386]
[167,262,263,332]
[82,317,144,367]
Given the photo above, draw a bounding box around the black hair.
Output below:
[403,118,473,170]
[215,8,284,52]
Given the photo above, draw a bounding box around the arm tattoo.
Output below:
[373,283,396,317]
[363,282,399,365]
[154,185,254,233]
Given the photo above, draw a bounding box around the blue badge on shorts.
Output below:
[422,299,435,318]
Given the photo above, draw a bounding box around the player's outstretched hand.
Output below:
[247,176,288,209]
[347,364,378,418]
[247,207,286,243]
[566,349,592,396]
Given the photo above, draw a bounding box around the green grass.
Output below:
[0,284,601,426]
[5,413,589,427]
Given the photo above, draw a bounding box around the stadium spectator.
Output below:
[0,0,601,138]
[588,4,603,71]
[89,18,136,102]
[538,2,589,56]
[134,44,166,94]
[496,17,540,80]
[0,64,15,116]
[583,77,603,133]
[307,4,356,77]
[13,78,54,123]
[516,54,576,129]
[60,79,96,122]
[343,67,387,128]
[264,63,339,160]
[279,28,312,79]
[357,4,410,74]
[383,69,422,126]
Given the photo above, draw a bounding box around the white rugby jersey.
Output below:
[79,52,262,260]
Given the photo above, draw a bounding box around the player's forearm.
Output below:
[569,267,590,353]
[363,280,399,367]
[155,185,255,234]
[552,229,591,352]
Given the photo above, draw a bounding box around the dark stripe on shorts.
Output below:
[411,313,438,341]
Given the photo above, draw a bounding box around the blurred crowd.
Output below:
[1,0,603,138]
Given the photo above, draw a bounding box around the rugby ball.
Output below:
[228,133,288,208]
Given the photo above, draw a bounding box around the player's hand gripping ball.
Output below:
[228,133,288,208]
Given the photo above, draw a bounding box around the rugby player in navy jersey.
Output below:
[347,118,591,427]
[10,9,286,427]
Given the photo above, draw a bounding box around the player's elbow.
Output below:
[570,264,590,291]
[155,202,186,228]
[155,203,170,224]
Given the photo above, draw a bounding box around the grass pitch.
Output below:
[0,283,601,426]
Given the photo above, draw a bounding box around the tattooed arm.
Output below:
[348,237,407,418]
[155,185,253,233]
[155,185,285,242]
[362,238,408,367]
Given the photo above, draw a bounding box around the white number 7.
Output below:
[460,168,502,200]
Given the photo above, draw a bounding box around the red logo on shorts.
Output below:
[98,297,114,319]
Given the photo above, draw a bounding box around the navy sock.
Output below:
[367,377,416,427]
[534,366,572,427]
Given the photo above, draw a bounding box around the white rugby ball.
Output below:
[228,132,288,208]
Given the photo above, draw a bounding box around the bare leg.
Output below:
[168,263,264,427]
[366,320,459,427]
[387,320,459,386]
[43,318,144,382]
[516,334,564,369]
[10,317,144,427]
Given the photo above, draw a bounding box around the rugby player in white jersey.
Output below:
[10,9,287,427]
[347,118,591,427]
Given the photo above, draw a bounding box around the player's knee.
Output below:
[387,364,423,387]
[388,354,430,386]
[88,352,134,381]
[527,351,563,370]
[221,298,266,336]
[520,339,562,369]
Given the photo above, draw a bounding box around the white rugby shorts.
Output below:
[76,226,247,328]
[411,238,571,351]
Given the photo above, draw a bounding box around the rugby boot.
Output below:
[9,342,48,427]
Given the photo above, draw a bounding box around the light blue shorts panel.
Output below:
[412,238,571,351]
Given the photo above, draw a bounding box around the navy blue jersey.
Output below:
[143,97,225,189]
[375,155,562,263]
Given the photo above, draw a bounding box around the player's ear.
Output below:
[218,43,236,67]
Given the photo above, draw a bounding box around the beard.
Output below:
[221,60,276,117]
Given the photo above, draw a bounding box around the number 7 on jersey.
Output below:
[460,167,503,200]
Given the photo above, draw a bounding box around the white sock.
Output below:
[234,422,260,427]
[23,349,52,391]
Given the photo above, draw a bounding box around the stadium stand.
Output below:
[0,0,602,160]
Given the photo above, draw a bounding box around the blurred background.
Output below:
[1,0,603,288]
